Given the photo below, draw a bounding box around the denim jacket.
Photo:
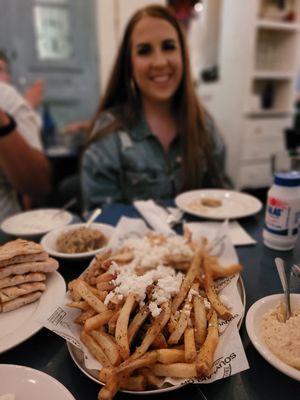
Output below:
[81,110,226,210]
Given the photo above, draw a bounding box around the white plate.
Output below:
[0,364,75,400]
[175,189,263,220]
[246,293,300,381]
[1,209,73,238]
[0,271,66,353]
[41,223,115,260]
[67,276,246,395]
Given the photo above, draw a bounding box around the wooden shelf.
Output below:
[252,71,294,80]
[256,19,300,31]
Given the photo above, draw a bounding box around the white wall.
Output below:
[95,0,166,93]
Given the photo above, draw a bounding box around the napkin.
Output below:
[134,200,256,246]
[186,221,256,246]
[133,200,175,235]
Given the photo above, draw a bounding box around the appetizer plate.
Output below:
[41,223,115,260]
[0,271,66,353]
[0,364,75,400]
[1,209,73,238]
[246,293,300,381]
[175,189,263,220]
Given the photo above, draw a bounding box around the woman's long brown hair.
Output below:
[88,5,220,190]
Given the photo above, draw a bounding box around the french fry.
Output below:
[115,351,158,375]
[168,303,191,345]
[74,308,97,324]
[139,368,163,388]
[66,300,89,311]
[73,279,107,313]
[84,310,114,332]
[151,332,167,349]
[97,290,108,302]
[128,304,150,344]
[172,250,202,313]
[108,310,120,335]
[82,249,112,284]
[95,272,117,284]
[195,310,219,377]
[98,373,119,400]
[115,292,136,359]
[90,330,122,366]
[152,363,197,378]
[184,327,197,362]
[203,259,232,320]
[193,295,207,345]
[120,375,146,391]
[97,282,115,291]
[81,331,112,367]
[131,302,171,360]
[156,348,185,364]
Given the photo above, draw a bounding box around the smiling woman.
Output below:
[81,4,227,210]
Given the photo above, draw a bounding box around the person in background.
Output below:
[81,5,226,210]
[0,50,51,224]
[0,50,44,109]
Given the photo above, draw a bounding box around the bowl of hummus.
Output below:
[246,293,300,381]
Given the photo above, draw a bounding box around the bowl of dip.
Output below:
[40,222,115,260]
[246,293,300,381]
[1,209,73,239]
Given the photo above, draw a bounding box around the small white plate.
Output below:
[175,189,262,220]
[1,209,73,238]
[40,223,115,260]
[0,271,66,353]
[0,364,75,400]
[246,293,300,381]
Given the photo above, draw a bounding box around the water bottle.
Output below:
[263,171,300,250]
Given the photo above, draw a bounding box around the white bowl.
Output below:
[246,293,300,381]
[1,209,73,239]
[40,222,115,260]
[0,364,75,400]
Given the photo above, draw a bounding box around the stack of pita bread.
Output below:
[0,239,59,313]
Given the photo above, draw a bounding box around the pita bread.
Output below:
[0,282,46,302]
[0,291,42,313]
[0,239,47,268]
[0,272,46,289]
[0,257,59,279]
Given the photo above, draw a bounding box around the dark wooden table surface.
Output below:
[1,203,300,400]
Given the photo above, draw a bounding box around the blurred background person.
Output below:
[0,106,51,224]
[0,50,44,110]
[81,4,226,210]
[0,50,51,222]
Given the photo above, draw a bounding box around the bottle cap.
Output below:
[274,171,300,187]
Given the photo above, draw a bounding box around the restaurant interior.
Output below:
[0,1,299,400]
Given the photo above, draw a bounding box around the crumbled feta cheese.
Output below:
[104,235,188,316]
[187,288,198,302]
[149,302,161,317]
[219,294,232,309]
[203,297,211,309]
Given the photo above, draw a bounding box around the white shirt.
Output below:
[0,82,43,223]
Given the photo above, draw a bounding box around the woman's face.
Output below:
[130,16,183,106]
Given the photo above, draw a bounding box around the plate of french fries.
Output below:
[42,217,249,399]
[49,216,248,400]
